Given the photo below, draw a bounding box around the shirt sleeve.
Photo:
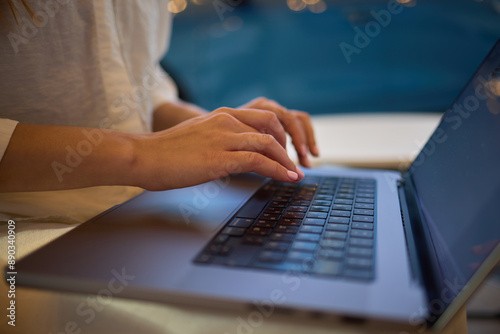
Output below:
[0,119,19,163]
[149,64,179,112]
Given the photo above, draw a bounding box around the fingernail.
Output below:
[312,145,320,157]
[287,170,298,181]
[303,155,311,168]
[296,167,305,179]
[300,144,307,156]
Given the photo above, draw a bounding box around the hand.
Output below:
[239,97,319,167]
[133,107,305,191]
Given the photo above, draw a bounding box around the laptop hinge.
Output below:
[396,178,423,284]
[401,172,446,320]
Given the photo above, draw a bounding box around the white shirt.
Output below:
[0,0,177,223]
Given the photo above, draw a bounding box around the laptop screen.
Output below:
[407,40,500,295]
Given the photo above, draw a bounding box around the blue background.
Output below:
[162,0,500,114]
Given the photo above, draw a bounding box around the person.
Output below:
[0,1,318,223]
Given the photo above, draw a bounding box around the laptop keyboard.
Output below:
[194,176,376,281]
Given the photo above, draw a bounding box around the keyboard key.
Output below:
[326,223,349,232]
[307,211,328,219]
[259,213,280,221]
[278,218,301,226]
[275,225,299,234]
[331,210,351,217]
[270,201,287,208]
[328,217,350,224]
[356,198,374,204]
[195,253,213,264]
[335,199,353,205]
[213,234,229,244]
[320,239,345,249]
[351,229,374,238]
[300,225,323,234]
[265,241,290,252]
[292,241,317,252]
[353,209,374,216]
[324,231,347,240]
[295,195,313,201]
[357,192,374,198]
[348,247,373,258]
[242,235,265,245]
[317,249,343,259]
[315,195,333,201]
[205,244,222,253]
[288,251,315,263]
[346,257,373,268]
[295,233,320,242]
[229,218,253,228]
[254,220,276,228]
[248,227,272,236]
[273,195,291,202]
[264,207,285,215]
[270,233,295,242]
[219,245,232,256]
[303,218,326,226]
[352,222,373,230]
[312,200,331,206]
[284,212,305,219]
[237,189,274,218]
[350,238,374,248]
[222,227,246,236]
[290,200,310,206]
[354,203,374,209]
[253,261,307,272]
[332,204,352,211]
[288,205,308,212]
[337,193,354,199]
[313,259,342,276]
[310,206,329,212]
[259,251,285,262]
[352,215,374,223]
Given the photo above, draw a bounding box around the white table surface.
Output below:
[1,112,477,334]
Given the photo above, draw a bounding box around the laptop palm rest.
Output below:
[99,173,267,234]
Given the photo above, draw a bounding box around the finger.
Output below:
[214,108,287,148]
[245,99,311,166]
[209,111,260,134]
[294,110,319,157]
[225,151,302,183]
[230,133,297,172]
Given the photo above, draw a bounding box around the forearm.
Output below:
[0,123,140,192]
[152,100,207,131]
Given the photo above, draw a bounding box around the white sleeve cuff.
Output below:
[0,119,19,163]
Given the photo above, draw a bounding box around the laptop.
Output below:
[13,40,500,331]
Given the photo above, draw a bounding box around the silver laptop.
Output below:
[14,40,500,331]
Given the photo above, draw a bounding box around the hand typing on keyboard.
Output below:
[133,100,316,191]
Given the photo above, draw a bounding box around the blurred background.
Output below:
[161,0,500,115]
